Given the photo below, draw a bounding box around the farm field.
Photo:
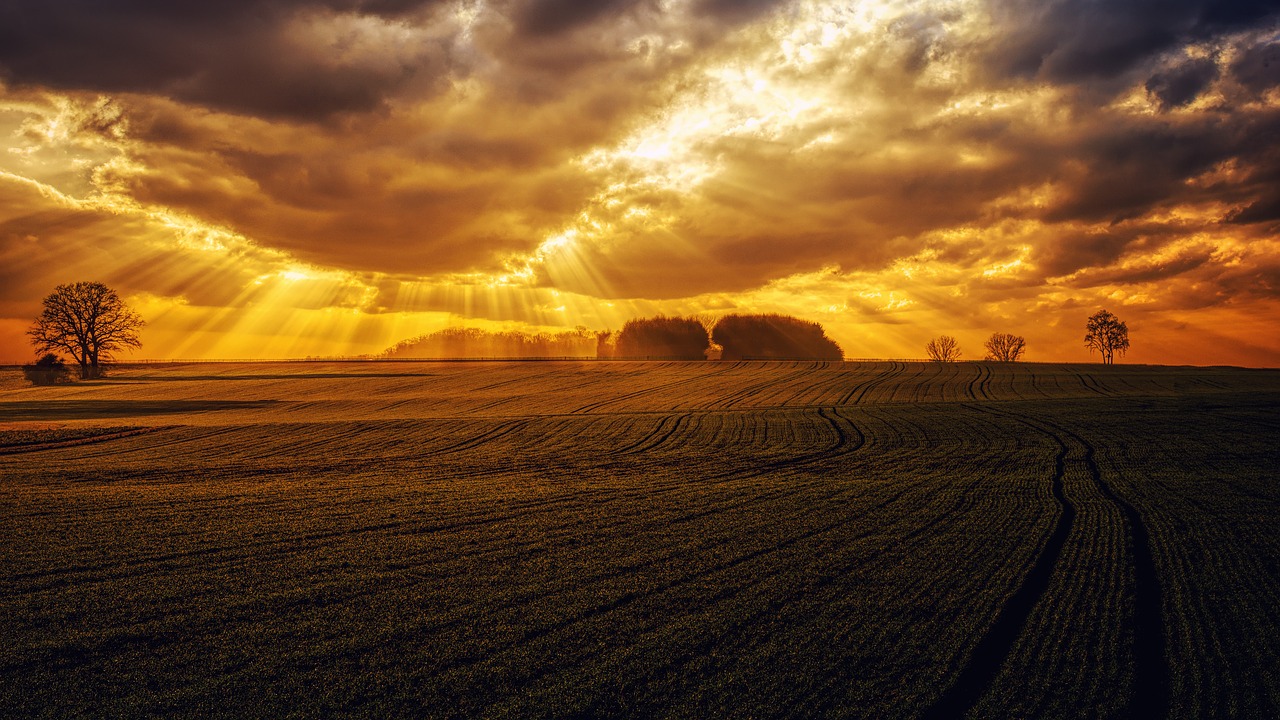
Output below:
[1,360,1278,718]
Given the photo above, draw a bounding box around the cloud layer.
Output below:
[1,0,1278,364]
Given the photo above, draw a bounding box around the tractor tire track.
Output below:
[1046,420,1170,718]
[919,410,1075,720]
[424,480,916,691]
[837,362,903,406]
[921,404,1168,718]
[428,419,532,456]
[0,426,166,455]
[45,426,243,462]
[571,364,733,414]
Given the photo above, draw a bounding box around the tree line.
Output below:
[20,281,1134,385]
[383,326,599,359]
[925,309,1130,364]
[600,314,844,361]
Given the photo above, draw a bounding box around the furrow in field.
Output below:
[776,366,846,407]
[476,419,1046,718]
[492,485,933,716]
[569,363,729,414]
[1059,423,1170,718]
[428,419,532,455]
[1076,401,1280,716]
[751,365,835,407]
[1071,367,1112,397]
[33,426,243,463]
[723,463,1012,698]
[612,413,692,455]
[696,364,803,410]
[953,406,1164,718]
[3,363,1278,718]
[835,362,901,406]
[964,363,983,401]
[919,409,1075,720]
[796,463,1039,716]
[422,433,988,706]
[0,426,164,455]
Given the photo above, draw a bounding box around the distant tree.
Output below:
[925,335,962,362]
[984,332,1026,362]
[21,353,73,386]
[28,282,144,379]
[615,316,710,360]
[595,330,616,359]
[712,314,843,361]
[1085,309,1130,365]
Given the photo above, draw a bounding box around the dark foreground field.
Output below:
[2,361,1278,718]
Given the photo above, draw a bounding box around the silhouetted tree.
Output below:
[28,282,143,379]
[925,335,962,362]
[984,332,1026,362]
[1085,309,1130,365]
[595,330,616,359]
[615,316,709,359]
[712,314,843,361]
[21,353,72,386]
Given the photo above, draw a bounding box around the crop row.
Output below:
[2,403,1063,718]
[2,367,1277,717]
[3,362,1272,429]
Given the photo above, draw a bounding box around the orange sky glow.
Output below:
[1,1,1278,365]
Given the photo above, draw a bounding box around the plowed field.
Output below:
[2,361,1277,718]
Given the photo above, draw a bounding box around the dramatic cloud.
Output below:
[985,0,1280,82]
[1,0,1278,365]
[0,1,459,118]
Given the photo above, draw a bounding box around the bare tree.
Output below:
[28,282,144,379]
[984,332,1026,362]
[925,335,961,362]
[1085,309,1129,365]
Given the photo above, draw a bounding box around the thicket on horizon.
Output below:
[713,314,843,361]
[22,353,72,385]
[383,327,598,359]
[614,316,710,360]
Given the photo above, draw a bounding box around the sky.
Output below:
[1,0,1278,365]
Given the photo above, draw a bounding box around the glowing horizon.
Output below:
[2,1,1278,366]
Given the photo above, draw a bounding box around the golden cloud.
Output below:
[1,0,1278,364]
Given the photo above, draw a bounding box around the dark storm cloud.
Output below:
[1033,230,1136,278]
[1038,106,1280,225]
[1229,38,1280,93]
[504,0,792,38]
[1228,193,1280,223]
[693,0,793,23]
[511,0,648,36]
[988,0,1280,82]
[0,0,452,119]
[1145,57,1219,109]
[1066,250,1216,288]
[1041,125,1227,224]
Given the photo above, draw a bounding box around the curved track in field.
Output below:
[920,409,1076,720]
[1,361,1275,718]
[921,405,1169,718]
